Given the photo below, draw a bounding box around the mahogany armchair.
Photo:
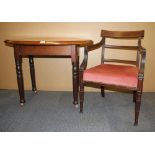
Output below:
[79,30,146,125]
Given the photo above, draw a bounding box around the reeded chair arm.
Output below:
[80,39,104,72]
[138,46,146,78]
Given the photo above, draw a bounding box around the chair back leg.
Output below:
[133,91,136,102]
[101,86,105,97]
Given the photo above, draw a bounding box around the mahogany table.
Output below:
[5,38,93,107]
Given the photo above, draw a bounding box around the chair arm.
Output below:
[80,38,104,72]
[87,38,104,52]
[138,46,146,78]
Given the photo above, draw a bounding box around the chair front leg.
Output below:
[134,72,144,125]
[134,47,146,125]
[79,71,84,113]
[134,91,142,126]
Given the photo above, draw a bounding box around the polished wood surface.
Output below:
[5,37,93,46]
[79,30,146,126]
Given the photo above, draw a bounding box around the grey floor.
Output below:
[0,90,155,132]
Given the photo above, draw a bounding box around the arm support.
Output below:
[138,46,146,78]
[80,47,88,71]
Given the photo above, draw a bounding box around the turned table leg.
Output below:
[29,56,37,93]
[71,45,79,107]
[14,46,25,106]
[72,62,79,107]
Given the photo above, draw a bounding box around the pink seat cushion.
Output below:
[83,64,138,88]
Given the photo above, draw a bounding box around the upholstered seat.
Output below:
[84,64,138,88]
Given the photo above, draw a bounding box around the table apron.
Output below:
[18,45,74,56]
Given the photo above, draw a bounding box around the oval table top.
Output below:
[4,37,93,47]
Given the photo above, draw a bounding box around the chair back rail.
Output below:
[101,30,144,38]
[105,45,139,50]
[104,59,137,65]
[101,30,144,65]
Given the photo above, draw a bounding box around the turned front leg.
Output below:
[29,56,37,92]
